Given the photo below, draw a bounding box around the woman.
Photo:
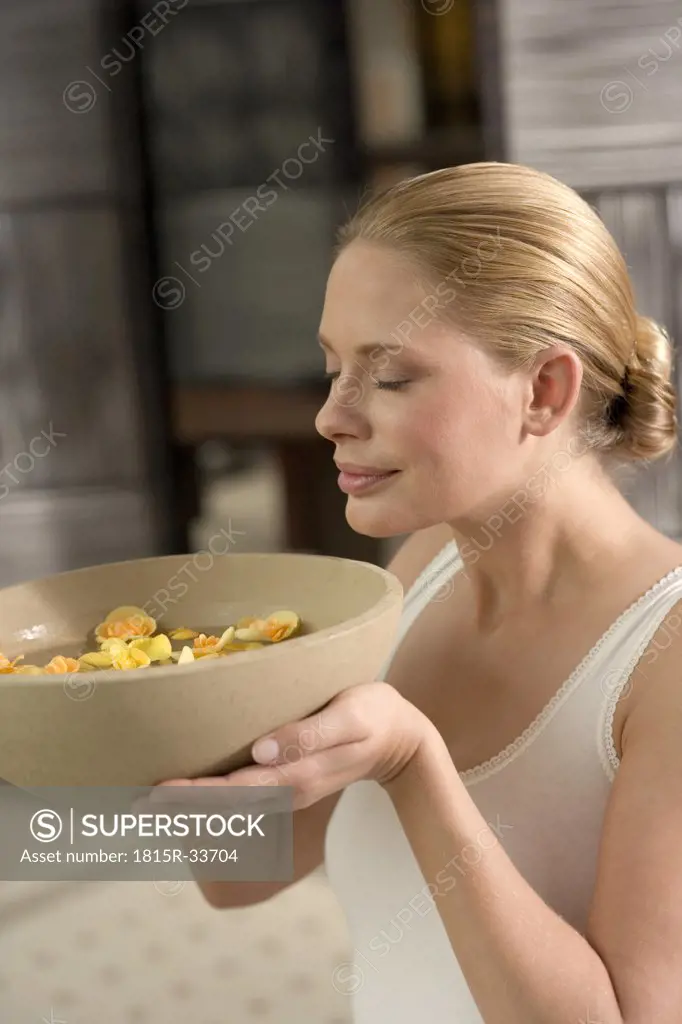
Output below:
[158,163,682,1022]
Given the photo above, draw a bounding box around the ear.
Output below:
[523,346,583,438]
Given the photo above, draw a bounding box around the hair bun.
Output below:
[633,314,674,377]
[618,315,677,461]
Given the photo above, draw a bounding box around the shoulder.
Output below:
[621,590,682,753]
[608,554,682,759]
[384,524,457,596]
[585,594,682,1018]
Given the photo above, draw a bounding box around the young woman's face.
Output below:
[314,240,529,537]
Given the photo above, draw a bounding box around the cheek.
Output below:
[407,387,517,483]
[404,390,483,459]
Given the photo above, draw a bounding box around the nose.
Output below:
[314,375,369,442]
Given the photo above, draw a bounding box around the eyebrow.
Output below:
[317,334,413,359]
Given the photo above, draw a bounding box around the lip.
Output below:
[336,468,400,495]
[334,462,398,475]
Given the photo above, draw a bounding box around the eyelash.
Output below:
[324,372,410,392]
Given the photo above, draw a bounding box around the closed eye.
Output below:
[323,371,410,392]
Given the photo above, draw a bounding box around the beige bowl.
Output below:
[0,552,403,788]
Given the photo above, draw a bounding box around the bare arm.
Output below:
[196,790,341,908]
[381,599,682,1023]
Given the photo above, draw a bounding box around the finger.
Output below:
[252,736,368,799]
[145,768,284,816]
[250,701,362,766]
[144,774,259,806]
[251,747,360,810]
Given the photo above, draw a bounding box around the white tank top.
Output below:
[324,539,682,1023]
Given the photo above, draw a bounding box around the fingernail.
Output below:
[252,737,280,763]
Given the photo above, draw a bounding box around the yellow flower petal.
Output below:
[79,651,114,668]
[235,616,258,630]
[111,647,151,671]
[99,638,129,653]
[15,664,44,675]
[129,634,172,662]
[233,625,265,642]
[262,610,301,642]
[0,652,23,673]
[234,610,300,642]
[43,656,81,675]
[213,626,236,652]
[168,627,199,640]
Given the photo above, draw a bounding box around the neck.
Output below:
[448,459,654,633]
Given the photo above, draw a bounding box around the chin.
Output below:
[344,500,423,540]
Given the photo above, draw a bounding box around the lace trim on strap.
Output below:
[598,573,682,782]
[379,540,462,681]
[460,564,682,787]
[403,539,461,610]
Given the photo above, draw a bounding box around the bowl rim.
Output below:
[0,552,403,686]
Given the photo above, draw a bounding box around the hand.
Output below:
[150,682,433,811]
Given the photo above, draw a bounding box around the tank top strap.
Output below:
[377,538,462,682]
[598,565,682,781]
[403,538,462,611]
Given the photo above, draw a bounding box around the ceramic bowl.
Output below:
[0,552,402,787]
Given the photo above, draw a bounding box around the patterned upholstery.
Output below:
[0,868,353,1023]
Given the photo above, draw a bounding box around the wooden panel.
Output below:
[158,189,346,382]
[592,188,682,539]
[0,0,140,205]
[0,207,153,489]
[0,0,182,585]
[172,384,327,442]
[139,0,356,195]
[0,489,160,587]
[665,185,682,539]
[592,190,673,324]
[499,0,682,188]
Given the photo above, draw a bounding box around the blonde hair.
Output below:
[336,162,678,464]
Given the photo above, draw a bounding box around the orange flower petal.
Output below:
[44,656,81,675]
